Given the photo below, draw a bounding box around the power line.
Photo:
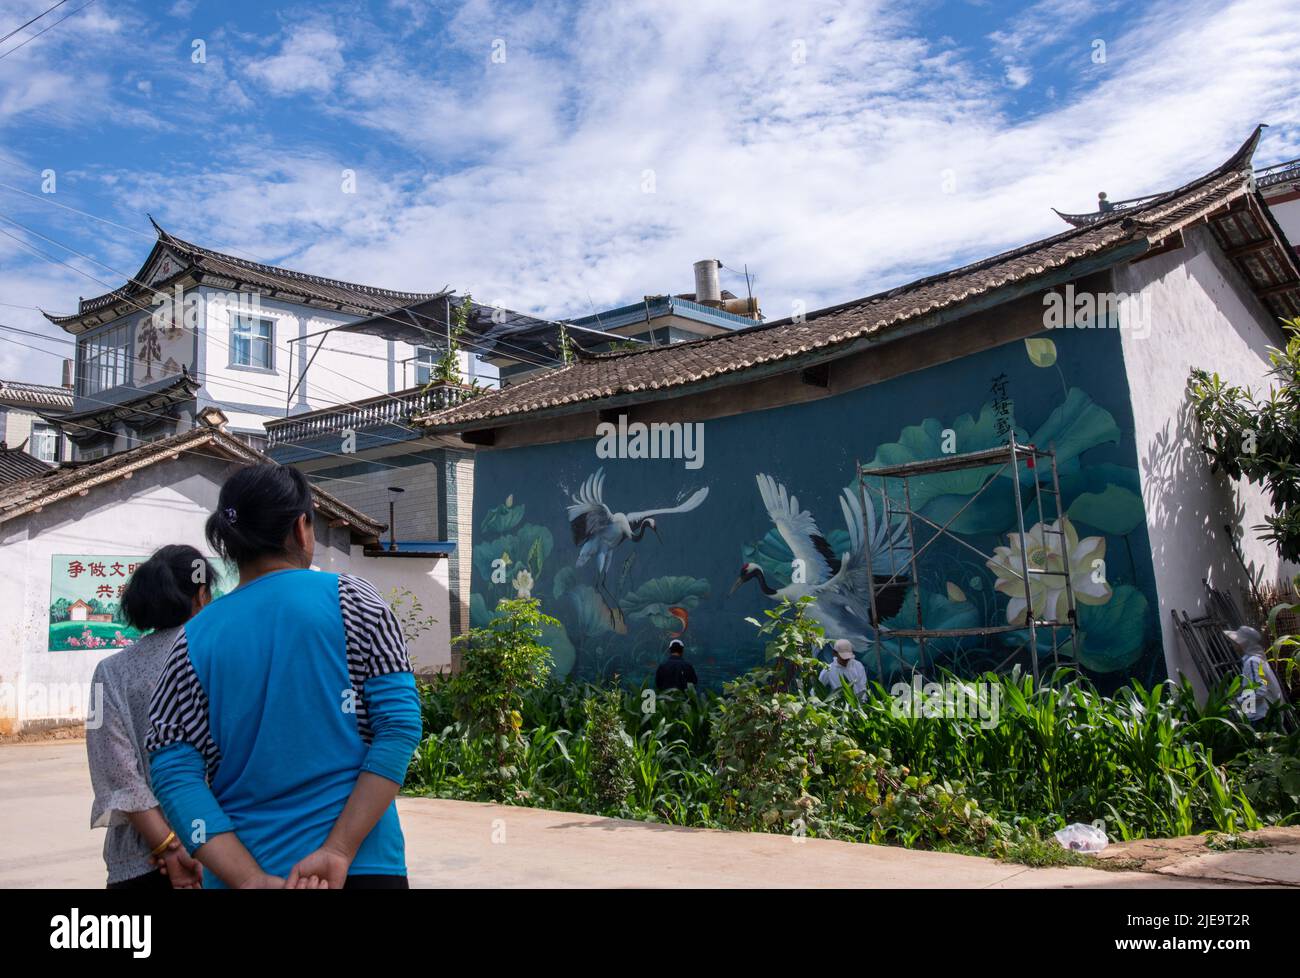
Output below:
[0,201,563,382]
[0,218,441,427]
[0,170,567,370]
[0,0,67,45]
[0,0,95,62]
[0,321,73,344]
[0,152,580,370]
[0,326,442,489]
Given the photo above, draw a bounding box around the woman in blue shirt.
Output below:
[147,463,422,889]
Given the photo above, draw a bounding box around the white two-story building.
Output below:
[42,221,511,457]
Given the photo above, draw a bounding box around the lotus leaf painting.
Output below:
[471,327,1164,692]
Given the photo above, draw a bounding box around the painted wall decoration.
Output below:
[471,326,1164,692]
[48,555,144,651]
[46,554,238,651]
[136,298,195,386]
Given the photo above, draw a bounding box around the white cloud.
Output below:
[4,0,1300,388]
[1004,62,1032,88]
[245,25,345,96]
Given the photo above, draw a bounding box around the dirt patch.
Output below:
[1095,827,1300,886]
[0,723,84,745]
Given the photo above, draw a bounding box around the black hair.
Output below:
[668,639,685,655]
[121,544,214,631]
[205,463,314,566]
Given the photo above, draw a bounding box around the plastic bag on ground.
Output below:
[1054,823,1108,852]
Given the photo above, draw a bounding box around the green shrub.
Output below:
[583,686,635,812]
[408,599,1287,852]
[450,597,557,802]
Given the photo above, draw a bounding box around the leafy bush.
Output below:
[583,686,635,812]
[407,599,1294,854]
[450,597,556,801]
[713,599,998,848]
[1231,730,1300,823]
[1188,317,1300,561]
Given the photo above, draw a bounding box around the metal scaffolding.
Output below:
[856,436,1079,685]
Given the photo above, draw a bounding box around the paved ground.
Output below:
[0,741,1289,888]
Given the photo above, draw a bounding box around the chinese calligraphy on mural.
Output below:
[48,555,144,651]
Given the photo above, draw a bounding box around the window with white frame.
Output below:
[78,322,131,395]
[231,315,275,370]
[30,423,60,463]
[414,345,437,384]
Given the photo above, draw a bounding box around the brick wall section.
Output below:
[307,460,440,544]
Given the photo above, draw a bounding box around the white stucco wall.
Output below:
[0,454,450,733]
[1267,196,1300,249]
[1114,224,1299,687]
[309,544,452,675]
[198,286,480,437]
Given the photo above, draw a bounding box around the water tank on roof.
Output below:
[693,259,722,305]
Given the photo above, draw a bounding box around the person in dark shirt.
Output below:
[654,639,698,691]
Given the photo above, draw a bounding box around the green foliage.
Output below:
[1230,730,1300,824]
[713,598,998,848]
[386,587,437,645]
[558,323,574,365]
[1188,318,1300,561]
[407,601,1291,854]
[424,294,485,389]
[450,597,557,802]
[583,686,635,811]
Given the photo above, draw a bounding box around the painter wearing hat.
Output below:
[655,638,699,692]
[1224,626,1284,722]
[819,638,868,699]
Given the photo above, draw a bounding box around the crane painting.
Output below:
[730,473,912,649]
[567,468,710,614]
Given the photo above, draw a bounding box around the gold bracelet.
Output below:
[150,831,177,857]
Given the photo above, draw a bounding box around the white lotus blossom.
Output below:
[512,568,534,599]
[986,516,1110,624]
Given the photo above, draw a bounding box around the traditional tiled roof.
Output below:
[56,373,200,442]
[44,221,439,330]
[420,128,1294,433]
[1056,154,1300,227]
[0,379,73,411]
[0,424,384,538]
[0,442,51,486]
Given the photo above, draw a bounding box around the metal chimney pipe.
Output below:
[693,259,722,305]
[61,358,74,389]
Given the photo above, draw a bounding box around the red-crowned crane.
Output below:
[730,473,912,648]
[567,468,709,607]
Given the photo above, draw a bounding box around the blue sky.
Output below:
[1,0,1298,383]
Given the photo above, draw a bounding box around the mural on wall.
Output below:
[48,555,144,651]
[567,468,709,626]
[47,554,239,652]
[471,326,1164,691]
[136,302,194,385]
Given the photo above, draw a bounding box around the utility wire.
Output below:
[0,152,587,368]
[0,326,443,488]
[0,169,568,369]
[0,0,95,62]
[0,0,67,45]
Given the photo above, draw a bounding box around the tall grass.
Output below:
[407,668,1291,845]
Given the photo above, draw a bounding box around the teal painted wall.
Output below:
[470,327,1164,691]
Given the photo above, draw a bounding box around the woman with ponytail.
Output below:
[146,463,421,889]
[87,544,212,889]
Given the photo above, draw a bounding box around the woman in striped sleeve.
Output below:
[147,463,423,889]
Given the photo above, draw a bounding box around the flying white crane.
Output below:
[730,473,912,647]
[567,468,709,605]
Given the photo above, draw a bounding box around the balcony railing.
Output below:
[265,383,471,447]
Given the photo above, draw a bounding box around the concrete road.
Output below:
[0,741,1251,889]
